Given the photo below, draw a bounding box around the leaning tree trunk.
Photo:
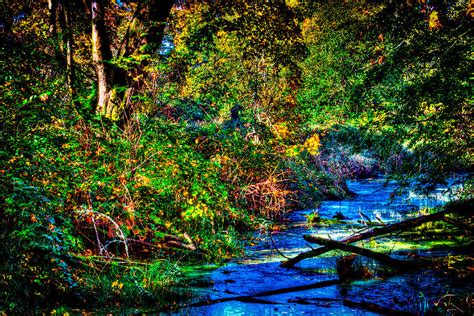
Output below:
[91,0,115,119]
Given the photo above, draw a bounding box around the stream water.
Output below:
[166,178,469,315]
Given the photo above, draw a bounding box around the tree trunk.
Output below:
[142,0,175,54]
[58,0,76,98]
[91,0,174,120]
[91,0,114,119]
[48,0,58,36]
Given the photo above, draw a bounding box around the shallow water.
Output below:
[168,178,469,315]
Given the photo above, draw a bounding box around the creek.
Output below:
[167,177,469,315]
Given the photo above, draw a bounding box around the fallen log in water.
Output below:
[281,199,473,267]
[303,235,420,270]
[187,279,342,307]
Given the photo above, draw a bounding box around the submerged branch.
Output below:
[186,279,341,308]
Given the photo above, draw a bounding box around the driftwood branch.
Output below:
[303,235,420,270]
[282,199,473,267]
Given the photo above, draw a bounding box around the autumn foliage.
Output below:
[0,0,472,312]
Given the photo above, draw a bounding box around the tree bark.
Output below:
[58,0,76,98]
[91,0,174,120]
[281,199,473,267]
[126,234,196,251]
[48,0,58,36]
[142,0,175,54]
[91,0,114,119]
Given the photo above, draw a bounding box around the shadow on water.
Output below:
[165,177,470,315]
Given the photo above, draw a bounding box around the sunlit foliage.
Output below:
[0,0,471,313]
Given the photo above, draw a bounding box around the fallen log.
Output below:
[303,236,420,270]
[187,279,341,307]
[163,232,197,250]
[281,199,473,267]
[126,232,197,252]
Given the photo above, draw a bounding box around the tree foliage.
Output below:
[0,0,472,312]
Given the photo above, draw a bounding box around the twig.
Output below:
[91,213,106,256]
[127,151,159,176]
[269,232,290,259]
[358,210,373,225]
[76,208,129,258]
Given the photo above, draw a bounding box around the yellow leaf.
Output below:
[304,134,320,155]
[428,11,442,30]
